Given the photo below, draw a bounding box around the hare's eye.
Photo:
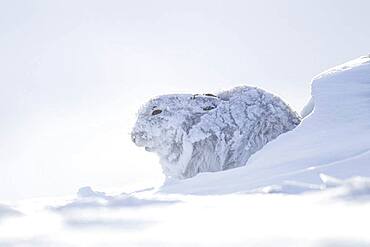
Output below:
[203,105,216,111]
[152,109,162,116]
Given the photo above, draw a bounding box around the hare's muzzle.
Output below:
[131,131,148,146]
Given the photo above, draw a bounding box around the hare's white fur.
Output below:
[132,86,300,179]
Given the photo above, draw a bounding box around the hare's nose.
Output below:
[131,133,136,143]
[131,131,147,144]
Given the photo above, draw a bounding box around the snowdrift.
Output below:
[160,55,370,194]
[0,204,21,221]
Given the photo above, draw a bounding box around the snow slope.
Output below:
[160,55,370,194]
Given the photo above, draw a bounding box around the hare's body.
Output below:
[131,86,300,179]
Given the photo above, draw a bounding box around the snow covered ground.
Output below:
[1,56,370,246]
[0,181,370,247]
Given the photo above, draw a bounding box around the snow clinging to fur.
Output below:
[131,86,301,179]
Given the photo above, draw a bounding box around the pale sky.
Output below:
[1,0,370,200]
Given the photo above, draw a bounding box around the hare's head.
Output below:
[131,94,220,177]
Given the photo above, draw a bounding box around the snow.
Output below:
[0,182,370,246]
[0,204,21,221]
[132,87,300,179]
[53,187,178,212]
[1,56,370,246]
[160,55,370,194]
[320,175,370,202]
